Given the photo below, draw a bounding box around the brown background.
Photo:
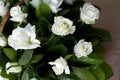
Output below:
[85,0,120,80]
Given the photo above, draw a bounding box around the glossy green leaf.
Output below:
[57,74,80,80]
[100,62,113,79]
[48,44,67,56]
[89,44,106,60]
[92,28,112,42]
[21,66,34,80]
[30,54,44,63]
[0,53,9,66]
[89,66,105,80]
[18,49,33,65]
[75,57,103,65]
[3,48,18,61]
[24,0,30,5]
[38,17,51,37]
[36,2,51,20]
[72,67,96,80]
[91,38,100,47]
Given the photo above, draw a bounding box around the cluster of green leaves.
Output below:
[0,0,113,80]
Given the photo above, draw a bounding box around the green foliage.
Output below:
[3,48,18,62]
[36,2,52,21]
[57,74,80,80]
[0,0,113,80]
[30,54,44,64]
[38,17,51,37]
[21,66,34,80]
[48,44,67,57]
[100,62,113,79]
[18,49,33,65]
[89,66,105,80]
[72,67,96,80]
[75,57,103,65]
[24,0,30,5]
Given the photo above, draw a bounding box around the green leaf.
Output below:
[48,44,67,57]
[89,66,105,80]
[0,53,9,66]
[91,38,100,47]
[18,49,33,65]
[24,0,30,5]
[75,57,103,65]
[93,44,106,55]
[30,54,44,63]
[36,2,51,20]
[93,28,112,42]
[90,44,106,59]
[3,48,18,61]
[100,62,113,79]
[38,17,51,36]
[57,74,80,80]
[21,66,34,80]
[72,67,96,80]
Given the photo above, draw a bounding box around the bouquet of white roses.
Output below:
[0,0,113,80]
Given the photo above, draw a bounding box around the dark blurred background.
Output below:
[85,0,120,80]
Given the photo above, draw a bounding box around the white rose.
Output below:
[74,39,93,58]
[30,0,41,9]
[10,5,28,22]
[51,16,76,36]
[43,0,63,13]
[0,1,9,17]
[49,57,70,75]
[64,0,75,5]
[8,23,40,50]
[0,36,7,47]
[6,62,22,74]
[80,3,100,24]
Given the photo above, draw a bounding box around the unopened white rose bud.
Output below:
[6,62,22,74]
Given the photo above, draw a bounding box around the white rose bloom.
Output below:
[43,0,63,13]
[74,39,93,58]
[80,3,100,24]
[0,1,9,17]
[10,5,28,22]
[52,16,75,36]
[0,34,7,47]
[30,0,42,9]
[6,62,22,74]
[8,23,40,50]
[64,0,75,5]
[49,57,70,75]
